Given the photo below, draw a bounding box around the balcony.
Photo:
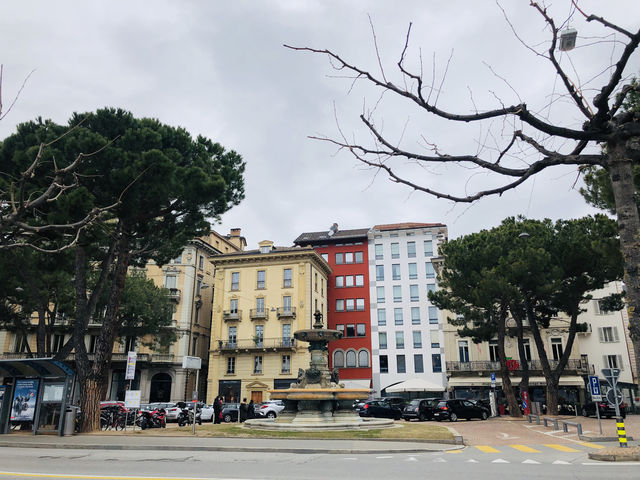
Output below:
[276,307,296,319]
[167,288,181,304]
[250,309,269,321]
[223,310,242,322]
[217,337,296,352]
[446,358,586,375]
[151,353,175,363]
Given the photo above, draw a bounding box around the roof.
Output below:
[373,222,446,231]
[293,228,370,245]
[0,358,74,378]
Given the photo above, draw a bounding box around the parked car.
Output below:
[256,400,285,418]
[432,399,489,422]
[164,403,185,422]
[582,400,627,419]
[200,404,215,422]
[402,398,439,421]
[381,396,407,409]
[358,400,402,420]
[352,400,366,413]
[222,403,240,423]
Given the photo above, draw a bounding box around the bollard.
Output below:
[616,417,628,448]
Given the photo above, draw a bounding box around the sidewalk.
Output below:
[0,433,460,455]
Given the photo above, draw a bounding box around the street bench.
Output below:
[527,414,540,425]
[542,417,559,430]
[561,420,583,436]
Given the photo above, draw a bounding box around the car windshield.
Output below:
[437,401,448,408]
[408,400,421,406]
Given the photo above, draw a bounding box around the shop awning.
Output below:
[386,378,445,393]
[0,358,74,378]
[447,375,585,388]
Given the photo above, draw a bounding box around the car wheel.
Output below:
[418,413,426,422]
[395,413,402,420]
[449,413,458,422]
[481,411,488,420]
[223,414,232,423]
[266,412,276,419]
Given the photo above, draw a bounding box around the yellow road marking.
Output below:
[446,449,464,454]
[510,444,541,453]
[544,444,580,452]
[475,445,500,453]
[579,442,605,449]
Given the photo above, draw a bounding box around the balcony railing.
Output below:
[276,307,296,319]
[151,353,175,363]
[250,309,269,321]
[223,310,242,322]
[167,288,181,303]
[446,358,585,373]
[217,337,296,351]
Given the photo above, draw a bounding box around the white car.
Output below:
[200,404,215,422]
[256,400,285,418]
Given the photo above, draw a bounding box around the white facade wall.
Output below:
[368,225,447,396]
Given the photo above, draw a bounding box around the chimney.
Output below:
[227,228,246,251]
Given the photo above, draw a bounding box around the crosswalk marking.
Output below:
[544,444,581,452]
[510,445,541,453]
[522,459,540,464]
[492,459,509,463]
[552,460,572,465]
[579,442,605,449]
[446,450,463,454]
[475,445,500,453]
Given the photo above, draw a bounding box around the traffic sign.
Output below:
[601,368,621,386]
[490,372,496,388]
[606,388,623,406]
[588,375,602,401]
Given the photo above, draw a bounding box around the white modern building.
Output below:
[368,222,448,396]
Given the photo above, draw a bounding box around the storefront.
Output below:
[0,358,74,436]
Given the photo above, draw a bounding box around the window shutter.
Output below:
[613,327,619,342]
[617,355,624,370]
[598,327,604,342]
[602,355,609,368]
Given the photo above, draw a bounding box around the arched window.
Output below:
[346,350,357,367]
[358,349,370,367]
[333,350,344,368]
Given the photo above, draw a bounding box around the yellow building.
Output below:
[207,241,331,404]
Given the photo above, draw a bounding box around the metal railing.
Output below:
[446,358,585,372]
[276,307,296,319]
[217,337,296,351]
[250,309,269,320]
[223,310,242,321]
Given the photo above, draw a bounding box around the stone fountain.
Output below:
[245,311,393,431]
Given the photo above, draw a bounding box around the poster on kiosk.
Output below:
[11,379,39,422]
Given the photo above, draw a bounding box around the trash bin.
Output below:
[498,404,505,416]
[64,406,79,436]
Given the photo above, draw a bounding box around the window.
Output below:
[397,355,406,373]
[414,354,424,373]
[411,307,420,325]
[358,350,370,367]
[260,245,270,254]
[459,340,470,362]
[355,251,364,263]
[282,355,291,374]
[489,340,499,362]
[377,286,385,303]
[231,272,239,291]
[393,285,402,302]
[256,297,265,314]
[394,308,403,325]
[375,244,383,260]
[336,299,345,311]
[392,264,401,280]
[346,324,356,337]
[196,277,203,296]
[427,283,436,294]
[337,324,345,336]
[172,253,182,264]
[346,299,355,311]
[432,353,442,372]
[228,326,237,345]
[395,331,405,349]
[410,284,419,301]
[198,255,204,269]
[379,332,387,349]
[377,309,387,326]
[321,253,329,262]
[191,336,198,356]
[428,306,438,324]
[51,334,65,353]
[424,240,433,256]
[356,298,365,311]
[314,272,318,292]
[604,354,623,370]
[356,324,366,337]
[413,331,422,348]
[254,325,264,346]
[376,265,385,281]
[254,356,263,374]
[430,329,439,348]
[345,252,354,264]
[425,262,435,278]
[600,327,619,343]
[595,299,613,315]
[124,335,137,352]
[346,350,357,367]
[345,275,354,287]
[407,241,416,258]
[88,335,97,353]
[380,355,389,373]
[335,253,344,264]
[336,276,344,287]
[230,299,238,313]
[408,263,417,280]
[391,243,400,259]
[283,296,292,313]
[226,357,236,374]
[165,275,177,289]
[257,270,266,289]
[284,268,292,288]
[551,338,563,361]
[355,274,364,287]
[282,323,291,342]
[334,350,345,368]
[522,338,532,361]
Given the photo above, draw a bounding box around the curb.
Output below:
[580,435,634,442]
[588,451,640,462]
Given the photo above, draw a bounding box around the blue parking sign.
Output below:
[589,375,602,401]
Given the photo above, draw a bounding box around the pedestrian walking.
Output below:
[239,398,248,423]
[213,396,222,424]
[247,399,255,420]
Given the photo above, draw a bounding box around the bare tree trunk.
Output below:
[608,144,640,389]
[497,307,521,417]
[79,376,103,432]
[511,308,530,399]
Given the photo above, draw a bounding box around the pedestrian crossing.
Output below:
[446,442,605,454]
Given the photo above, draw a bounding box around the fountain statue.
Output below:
[245,311,393,430]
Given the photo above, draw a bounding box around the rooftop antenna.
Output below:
[327,223,338,237]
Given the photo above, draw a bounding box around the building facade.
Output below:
[206,241,331,404]
[294,226,372,389]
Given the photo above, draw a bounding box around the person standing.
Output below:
[213,396,222,424]
[247,399,255,420]
[239,398,248,423]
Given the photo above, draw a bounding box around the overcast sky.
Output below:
[2,1,638,248]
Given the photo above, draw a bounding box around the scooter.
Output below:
[177,406,202,427]
[137,408,166,429]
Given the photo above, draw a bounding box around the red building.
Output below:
[294,225,372,389]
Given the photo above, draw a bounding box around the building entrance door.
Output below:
[251,391,263,404]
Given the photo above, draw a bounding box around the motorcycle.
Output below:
[137,408,166,429]
[177,406,202,427]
